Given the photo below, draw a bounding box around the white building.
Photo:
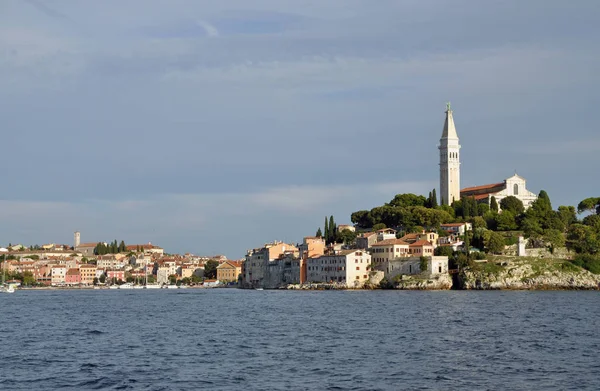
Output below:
[439,103,461,205]
[461,174,538,210]
[306,249,371,288]
[51,266,67,286]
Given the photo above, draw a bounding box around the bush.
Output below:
[378,278,395,289]
[570,254,600,274]
[419,256,428,271]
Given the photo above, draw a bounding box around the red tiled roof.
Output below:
[409,240,434,247]
[461,182,504,193]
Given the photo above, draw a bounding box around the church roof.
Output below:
[441,108,458,139]
[461,182,505,193]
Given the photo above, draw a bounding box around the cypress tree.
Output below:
[462,196,470,218]
[431,189,438,208]
[427,192,433,208]
[316,228,322,238]
[324,217,329,243]
[490,196,499,213]
[328,215,336,244]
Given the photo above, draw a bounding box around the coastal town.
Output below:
[2,105,599,291]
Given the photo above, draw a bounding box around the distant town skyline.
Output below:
[1,0,599,258]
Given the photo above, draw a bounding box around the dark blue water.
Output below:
[1,289,599,390]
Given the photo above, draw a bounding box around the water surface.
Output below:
[1,289,598,390]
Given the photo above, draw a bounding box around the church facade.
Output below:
[438,103,537,209]
[460,174,538,209]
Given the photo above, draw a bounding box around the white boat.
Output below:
[144,284,162,289]
[1,264,14,293]
[166,285,179,289]
[109,285,120,290]
[119,283,134,289]
[133,285,144,289]
[255,288,264,291]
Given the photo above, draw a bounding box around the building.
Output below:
[216,261,243,283]
[408,240,435,256]
[243,241,299,287]
[65,268,81,285]
[440,222,472,236]
[376,228,397,241]
[439,102,461,205]
[75,242,98,256]
[460,174,538,210]
[385,256,449,281]
[356,232,377,250]
[399,231,439,246]
[306,250,371,288]
[51,266,67,286]
[370,239,410,265]
[74,231,80,248]
[79,264,97,285]
[106,270,125,283]
[337,224,356,232]
[126,243,164,255]
[298,237,325,260]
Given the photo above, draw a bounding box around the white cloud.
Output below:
[196,20,219,37]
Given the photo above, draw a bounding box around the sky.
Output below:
[1,0,599,258]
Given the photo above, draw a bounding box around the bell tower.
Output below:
[439,102,461,205]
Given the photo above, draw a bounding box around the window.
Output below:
[514,184,519,195]
[356,266,360,270]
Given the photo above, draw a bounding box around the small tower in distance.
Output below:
[74,231,81,249]
[439,102,461,205]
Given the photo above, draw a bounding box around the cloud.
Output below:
[196,20,219,37]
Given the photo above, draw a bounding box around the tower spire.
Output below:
[439,102,461,205]
[442,102,458,139]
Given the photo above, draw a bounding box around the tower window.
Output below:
[514,184,519,195]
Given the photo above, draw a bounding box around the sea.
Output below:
[0,289,599,390]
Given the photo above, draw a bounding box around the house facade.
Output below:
[306,250,372,288]
[461,174,537,210]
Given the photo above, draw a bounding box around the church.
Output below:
[438,104,537,209]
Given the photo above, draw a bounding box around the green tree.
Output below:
[372,223,387,231]
[315,228,322,238]
[337,229,357,245]
[434,246,454,257]
[168,275,177,284]
[93,277,99,286]
[419,256,428,272]
[500,196,525,215]
[431,189,438,208]
[490,196,499,213]
[389,194,427,208]
[204,260,219,279]
[496,210,518,231]
[22,271,35,286]
[324,217,329,243]
[99,274,106,284]
[577,197,600,215]
[486,232,506,254]
[557,206,578,229]
[566,224,600,254]
[350,210,373,228]
[119,240,126,253]
[544,229,565,254]
[328,216,336,244]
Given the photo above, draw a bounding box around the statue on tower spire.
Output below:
[446,101,451,111]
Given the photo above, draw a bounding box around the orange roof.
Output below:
[371,239,409,247]
[409,240,434,247]
[461,182,504,193]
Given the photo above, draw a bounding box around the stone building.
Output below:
[385,256,449,281]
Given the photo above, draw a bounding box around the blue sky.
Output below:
[1,0,599,257]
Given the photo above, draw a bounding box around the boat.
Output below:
[144,284,162,289]
[109,285,119,290]
[255,288,264,291]
[119,283,134,289]
[1,264,14,293]
[166,284,179,289]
